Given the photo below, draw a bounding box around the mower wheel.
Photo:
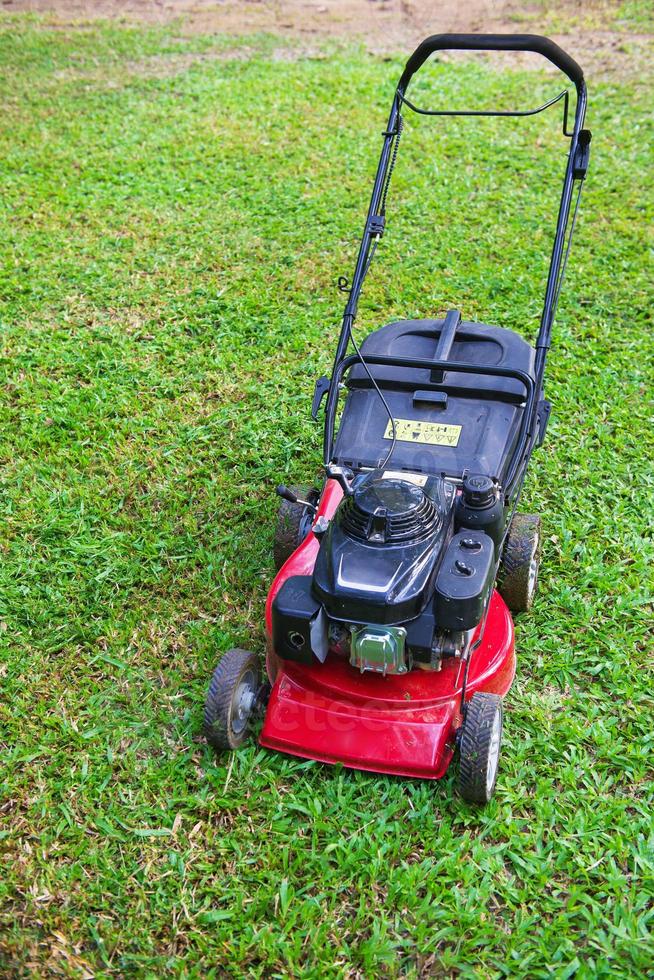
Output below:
[458,692,503,804]
[273,485,319,571]
[498,513,541,613]
[204,648,262,751]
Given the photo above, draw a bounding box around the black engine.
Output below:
[313,473,455,625]
[272,470,501,673]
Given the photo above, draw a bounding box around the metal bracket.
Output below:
[350,624,408,676]
[573,129,592,180]
[367,214,386,238]
[535,398,552,447]
[311,375,330,420]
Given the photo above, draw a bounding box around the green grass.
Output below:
[0,15,653,977]
[510,0,653,32]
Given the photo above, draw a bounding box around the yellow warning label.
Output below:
[383,418,461,447]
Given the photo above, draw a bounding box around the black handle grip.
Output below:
[399,34,584,93]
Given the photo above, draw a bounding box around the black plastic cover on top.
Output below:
[333,318,535,481]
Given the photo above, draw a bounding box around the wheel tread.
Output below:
[498,513,541,613]
[459,692,503,804]
[204,648,260,751]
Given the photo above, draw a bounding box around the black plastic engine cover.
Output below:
[272,575,329,664]
[405,606,437,662]
[312,472,456,626]
[434,531,494,631]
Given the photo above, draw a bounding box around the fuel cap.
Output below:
[463,474,496,507]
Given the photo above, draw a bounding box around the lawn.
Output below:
[0,14,653,977]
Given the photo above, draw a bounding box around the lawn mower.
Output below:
[204,34,590,803]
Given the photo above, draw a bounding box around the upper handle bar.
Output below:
[398,34,584,95]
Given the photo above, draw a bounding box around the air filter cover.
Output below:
[312,471,456,625]
[340,477,439,544]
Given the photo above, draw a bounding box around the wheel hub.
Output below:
[231,669,257,735]
[486,710,502,798]
[527,533,540,597]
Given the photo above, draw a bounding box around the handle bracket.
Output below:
[311,375,331,420]
[573,129,592,180]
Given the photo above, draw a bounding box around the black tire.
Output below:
[204,648,261,751]
[458,692,504,804]
[273,486,318,571]
[498,513,541,613]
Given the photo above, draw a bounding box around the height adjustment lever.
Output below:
[276,485,318,513]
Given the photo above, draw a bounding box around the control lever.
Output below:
[325,463,355,496]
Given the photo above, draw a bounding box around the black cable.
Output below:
[346,286,398,470]
[361,235,379,282]
[346,117,405,471]
[339,116,407,472]
[380,114,403,217]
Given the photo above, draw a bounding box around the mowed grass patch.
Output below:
[0,16,653,977]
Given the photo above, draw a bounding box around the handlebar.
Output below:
[398,34,585,95]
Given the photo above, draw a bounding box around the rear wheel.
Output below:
[273,486,319,570]
[498,513,541,613]
[458,692,503,804]
[204,648,261,751]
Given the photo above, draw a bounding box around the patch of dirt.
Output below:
[3,0,653,78]
[4,0,509,41]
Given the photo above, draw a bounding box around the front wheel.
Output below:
[204,648,262,751]
[458,692,504,804]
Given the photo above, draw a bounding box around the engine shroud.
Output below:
[312,472,456,625]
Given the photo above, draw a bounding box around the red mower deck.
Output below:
[261,593,514,778]
[261,479,515,777]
